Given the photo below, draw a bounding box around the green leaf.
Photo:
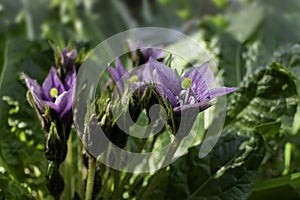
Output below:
[0,171,32,200]
[225,62,298,136]
[249,172,300,200]
[0,38,54,198]
[226,2,264,43]
[165,133,264,200]
[254,121,281,137]
[212,0,229,9]
[224,62,299,166]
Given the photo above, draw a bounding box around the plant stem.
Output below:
[114,126,155,198]
[141,138,180,200]
[60,133,73,200]
[65,132,73,199]
[77,139,84,199]
[141,168,166,200]
[283,142,292,175]
[103,169,113,200]
[111,169,121,199]
[235,44,242,84]
[85,154,96,200]
[282,73,300,175]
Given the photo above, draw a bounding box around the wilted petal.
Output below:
[42,67,65,100]
[209,87,238,98]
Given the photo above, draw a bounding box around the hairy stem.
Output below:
[77,139,84,199]
[65,133,73,199]
[85,154,96,200]
[141,138,180,200]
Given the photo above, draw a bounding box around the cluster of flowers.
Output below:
[109,44,236,117]
[23,42,236,199]
[23,47,77,199]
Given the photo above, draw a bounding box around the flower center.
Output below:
[129,75,139,83]
[177,88,197,106]
[50,87,59,98]
[181,78,192,89]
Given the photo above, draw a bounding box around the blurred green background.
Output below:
[1,0,300,199]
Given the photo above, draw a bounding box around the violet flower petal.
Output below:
[42,67,65,101]
[108,58,129,93]
[195,62,214,88]
[209,87,238,98]
[153,85,177,107]
[127,40,164,61]
[23,74,44,99]
[182,66,210,102]
[108,66,120,83]
[173,101,211,113]
[141,48,164,60]
[23,74,47,112]
[136,57,181,94]
[108,58,128,82]
[64,67,76,91]
[63,47,77,70]
[116,58,129,79]
[53,90,73,120]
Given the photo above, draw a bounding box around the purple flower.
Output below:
[108,58,129,92]
[23,67,76,122]
[127,40,164,63]
[109,57,237,113]
[62,47,77,71]
[172,61,237,112]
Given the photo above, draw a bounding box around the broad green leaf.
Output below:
[226,2,264,43]
[253,172,300,192]
[212,0,229,9]
[200,16,246,86]
[224,62,298,168]
[249,185,300,200]
[0,171,32,200]
[165,133,264,200]
[225,62,298,137]
[249,172,300,200]
[0,38,54,198]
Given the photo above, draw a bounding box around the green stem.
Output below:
[141,138,180,200]
[283,77,300,175]
[65,133,73,199]
[253,172,300,191]
[77,139,84,199]
[283,142,292,175]
[114,127,155,199]
[235,44,242,84]
[127,137,158,198]
[141,168,166,200]
[103,169,113,200]
[111,169,121,199]
[85,154,96,200]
